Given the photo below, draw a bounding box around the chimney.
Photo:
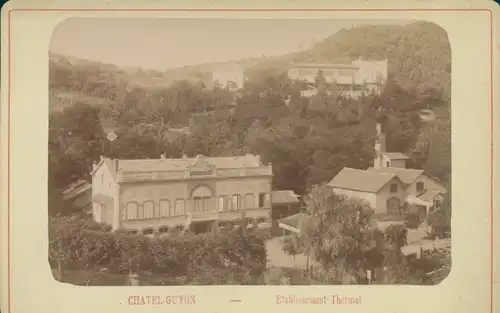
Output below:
[256,155,261,165]
[375,122,387,153]
[182,154,187,159]
[100,155,104,161]
[92,161,98,171]
[114,159,119,171]
[160,154,166,159]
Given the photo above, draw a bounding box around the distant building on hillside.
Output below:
[90,153,273,236]
[326,118,446,223]
[202,62,245,91]
[287,58,388,99]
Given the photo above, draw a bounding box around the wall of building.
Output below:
[91,163,117,224]
[121,215,187,232]
[390,159,407,168]
[216,177,272,209]
[117,176,272,232]
[212,65,244,89]
[375,178,407,215]
[331,187,377,210]
[120,182,189,227]
[406,174,447,197]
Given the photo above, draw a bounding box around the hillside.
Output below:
[48,20,451,197]
[49,21,450,110]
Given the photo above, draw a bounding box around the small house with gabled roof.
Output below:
[327,167,407,215]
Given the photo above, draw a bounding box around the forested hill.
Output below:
[48,21,451,209]
[245,21,451,98]
[50,21,451,107]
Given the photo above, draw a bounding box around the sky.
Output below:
[50,18,412,70]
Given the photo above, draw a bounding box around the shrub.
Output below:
[404,212,422,229]
[49,217,267,284]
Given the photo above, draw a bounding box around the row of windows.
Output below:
[128,225,185,236]
[128,217,271,237]
[218,193,269,212]
[124,193,270,220]
[125,199,186,220]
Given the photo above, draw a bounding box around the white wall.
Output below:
[390,159,407,168]
[407,174,447,197]
[91,163,116,224]
[117,176,272,232]
[375,177,407,215]
[216,177,272,209]
[213,65,244,89]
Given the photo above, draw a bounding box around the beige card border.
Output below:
[1,1,499,313]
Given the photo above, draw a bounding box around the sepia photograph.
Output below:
[47,17,452,286]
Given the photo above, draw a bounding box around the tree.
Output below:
[428,182,451,238]
[299,186,426,285]
[281,235,302,265]
[300,186,380,283]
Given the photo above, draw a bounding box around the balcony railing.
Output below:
[117,166,273,183]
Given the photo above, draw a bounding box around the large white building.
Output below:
[202,62,245,91]
[287,58,388,98]
[90,153,273,236]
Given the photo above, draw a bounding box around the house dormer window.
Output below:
[390,183,398,193]
[416,182,425,193]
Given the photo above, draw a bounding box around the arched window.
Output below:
[137,204,144,219]
[143,201,155,219]
[245,194,255,209]
[174,199,185,216]
[159,200,171,217]
[218,195,228,212]
[126,202,138,220]
[232,194,242,211]
[192,185,213,213]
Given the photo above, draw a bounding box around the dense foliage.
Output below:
[297,186,434,285]
[48,21,451,205]
[49,217,267,284]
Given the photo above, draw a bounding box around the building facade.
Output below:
[327,167,407,215]
[91,154,273,236]
[287,59,388,99]
[202,62,245,91]
[326,120,446,218]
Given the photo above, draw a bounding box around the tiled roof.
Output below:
[327,167,397,193]
[417,190,444,202]
[114,154,263,173]
[291,63,359,70]
[92,194,113,205]
[272,190,299,204]
[279,213,312,230]
[383,152,409,160]
[62,180,92,200]
[366,167,423,185]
